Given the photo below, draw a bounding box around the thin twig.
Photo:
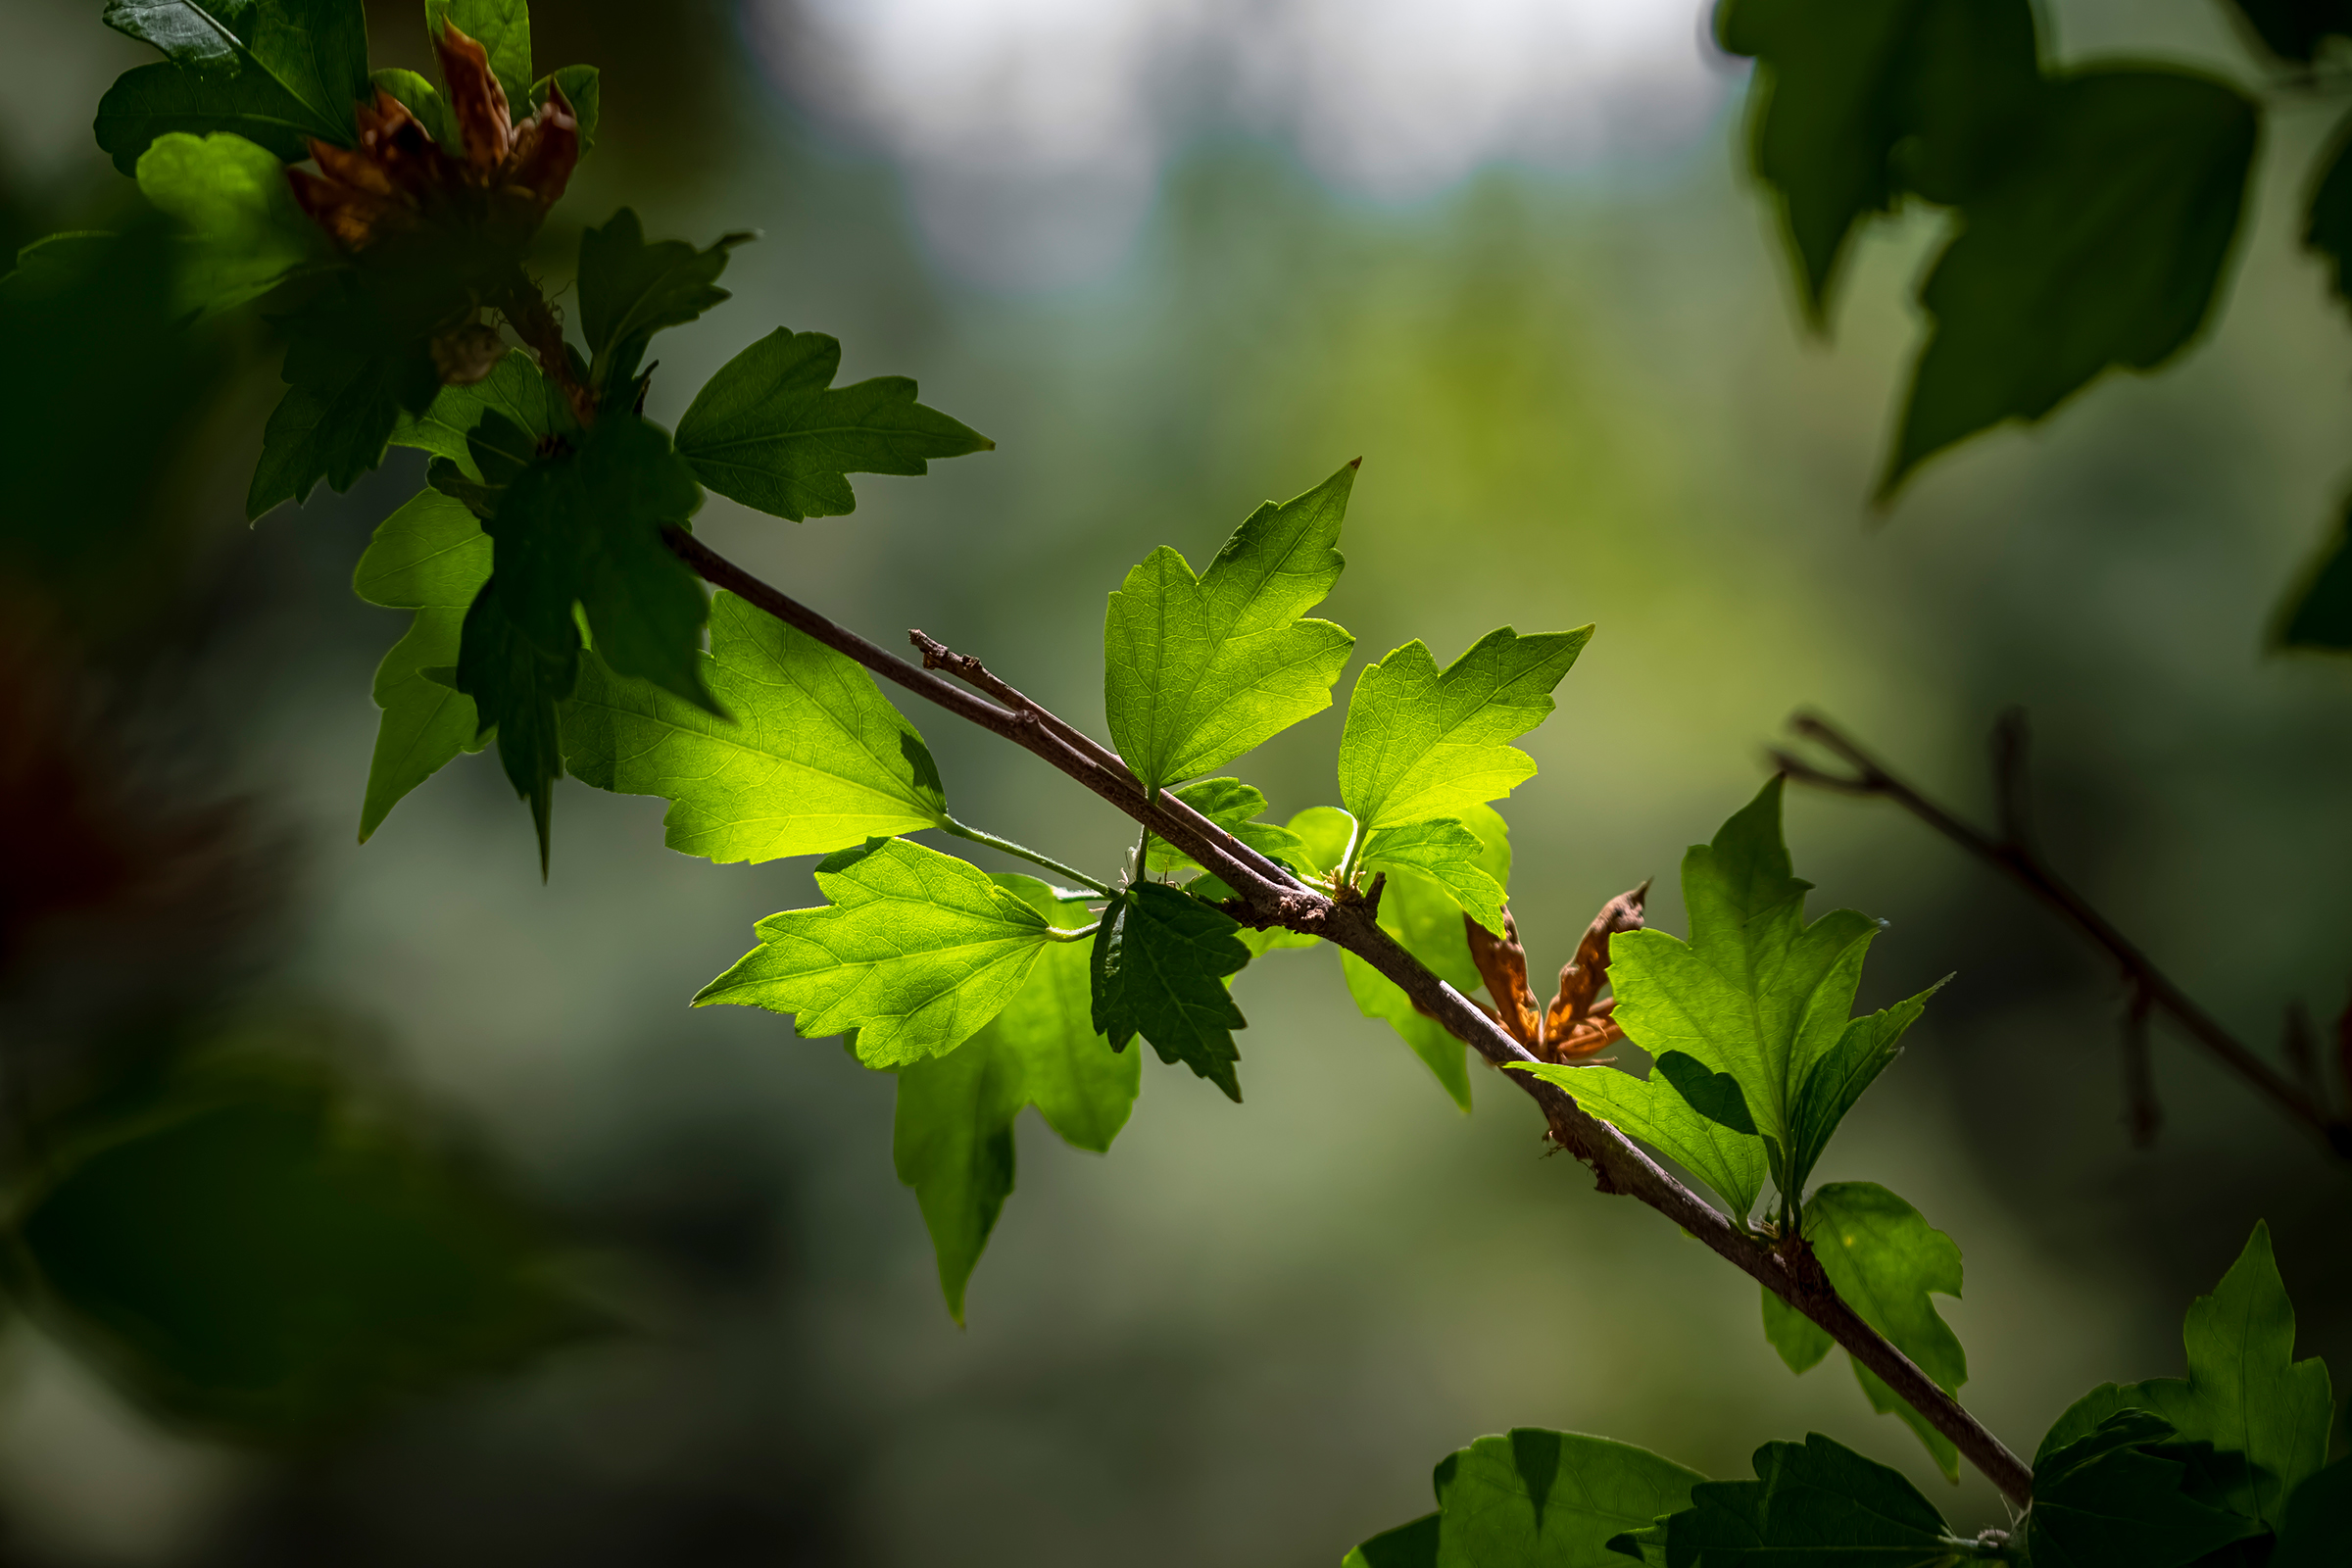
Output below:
[2123,985,2160,1150]
[1774,711,2352,1162]
[666,533,2035,1506]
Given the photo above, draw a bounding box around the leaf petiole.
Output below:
[940,816,1113,896]
[1044,922,1100,943]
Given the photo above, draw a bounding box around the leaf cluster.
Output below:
[1350,1224,2347,1568]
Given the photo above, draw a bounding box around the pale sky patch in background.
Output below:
[756,0,1734,287]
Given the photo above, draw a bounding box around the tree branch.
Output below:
[663,530,2036,1506]
[1773,711,2352,1163]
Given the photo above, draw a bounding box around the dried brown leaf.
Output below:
[1466,906,1543,1053]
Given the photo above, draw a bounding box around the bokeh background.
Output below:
[1,0,2348,1561]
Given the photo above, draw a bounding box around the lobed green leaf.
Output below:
[352,490,493,840]
[1337,625,1588,836]
[674,326,993,521]
[1803,1182,1969,1479]
[1652,1432,1954,1566]
[895,878,1136,1323]
[2029,1411,2264,1568]
[697,837,1055,1068]
[1343,1428,1703,1568]
[563,589,951,863]
[578,210,753,397]
[1103,462,1357,797]
[2036,1220,2333,1531]
[133,130,329,318]
[1512,1055,1766,1222]
[1884,69,2256,499]
[1142,778,1310,879]
[98,0,370,172]
[1091,883,1252,1102]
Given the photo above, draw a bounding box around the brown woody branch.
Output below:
[1773,710,2352,1163]
[662,529,2036,1506]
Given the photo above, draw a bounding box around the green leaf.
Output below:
[353,490,493,840]
[2029,1411,2265,1568]
[2307,116,2352,314]
[1606,778,1890,1176]
[1656,1433,1952,1567]
[370,67,460,149]
[133,131,327,318]
[16,1044,587,1440]
[1510,1057,1766,1222]
[1337,626,1590,836]
[1360,818,1507,935]
[1090,883,1251,1102]
[1351,1428,1704,1568]
[1803,1182,1968,1479]
[696,837,1056,1067]
[2273,504,2352,654]
[1717,0,2040,321]
[471,410,714,715]
[1339,803,1512,1110]
[98,0,370,172]
[389,350,572,477]
[1144,778,1312,878]
[1882,69,2256,500]
[895,878,1137,1323]
[425,0,532,108]
[1783,981,1942,1199]
[2036,1221,2333,1530]
[1103,462,1357,797]
[249,273,442,518]
[2272,1457,2352,1568]
[454,575,574,874]
[563,589,950,862]
[1759,1289,1834,1375]
[577,210,754,397]
[672,326,994,521]
[534,66,599,151]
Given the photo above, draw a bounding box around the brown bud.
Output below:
[1545,880,1648,1047]
[1466,906,1544,1054]
[434,20,513,174]
[432,319,508,385]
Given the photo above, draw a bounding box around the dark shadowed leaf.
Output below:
[2030,1411,2263,1568]
[1885,69,2256,498]
[1656,1433,1951,1567]
[1090,883,1251,1102]
[97,0,370,172]
[577,209,752,396]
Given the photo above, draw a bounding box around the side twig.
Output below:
[1773,710,2352,1162]
[663,531,2036,1506]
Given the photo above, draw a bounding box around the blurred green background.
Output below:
[0,0,2347,1561]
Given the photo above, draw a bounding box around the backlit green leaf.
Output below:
[1337,625,1589,834]
[1804,1182,1968,1479]
[353,490,492,841]
[98,0,369,172]
[1091,883,1251,1102]
[1784,981,1941,1198]
[578,210,753,397]
[563,589,950,863]
[1103,462,1356,796]
[1360,818,1507,935]
[674,326,993,521]
[1347,1428,1704,1568]
[1759,1289,1834,1376]
[133,131,328,318]
[696,837,1056,1068]
[1884,70,2256,499]
[1606,778,1896,1177]
[2036,1221,2333,1530]
[895,878,1136,1323]
[1510,1056,1766,1222]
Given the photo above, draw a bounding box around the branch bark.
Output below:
[1773,711,2352,1163]
[663,529,2037,1507]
